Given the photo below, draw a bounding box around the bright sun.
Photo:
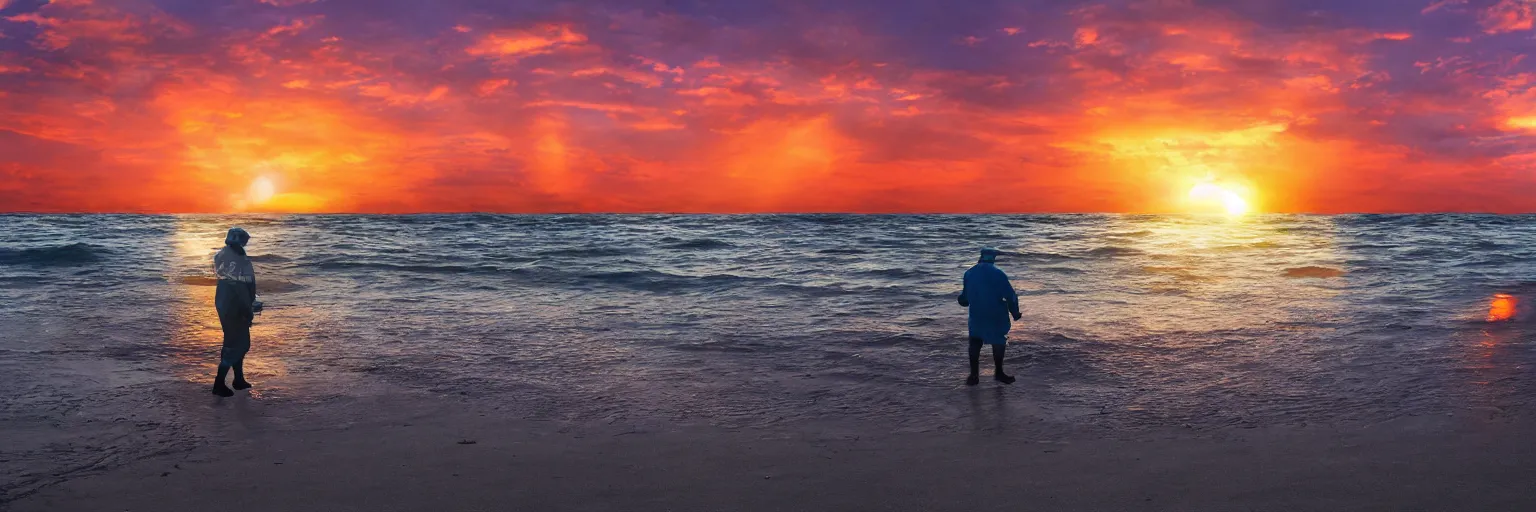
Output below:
[1188,182,1250,216]
[249,176,276,204]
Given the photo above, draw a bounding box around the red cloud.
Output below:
[1481,0,1535,33]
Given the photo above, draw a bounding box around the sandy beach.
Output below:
[9,378,1536,512]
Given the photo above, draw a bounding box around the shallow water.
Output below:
[3,214,1535,495]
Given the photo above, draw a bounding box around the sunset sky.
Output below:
[1,0,1534,213]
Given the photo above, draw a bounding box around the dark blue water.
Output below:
[3,214,1535,497]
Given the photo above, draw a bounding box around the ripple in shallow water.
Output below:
[1283,266,1346,279]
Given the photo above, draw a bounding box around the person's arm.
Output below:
[957,274,970,307]
[248,280,259,324]
[1003,273,1021,320]
[239,258,257,324]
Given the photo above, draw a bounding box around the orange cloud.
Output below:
[476,78,511,96]
[465,24,586,59]
[1073,27,1099,46]
[356,83,452,106]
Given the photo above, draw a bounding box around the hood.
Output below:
[225,227,251,248]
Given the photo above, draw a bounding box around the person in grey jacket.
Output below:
[212,227,258,397]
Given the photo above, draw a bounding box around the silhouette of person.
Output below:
[957,247,1021,386]
[212,227,257,397]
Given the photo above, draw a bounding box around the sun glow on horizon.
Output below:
[238,174,331,212]
[249,176,276,204]
[1187,182,1251,216]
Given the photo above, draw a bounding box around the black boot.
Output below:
[231,363,251,390]
[993,344,1015,384]
[212,363,234,396]
[967,337,982,386]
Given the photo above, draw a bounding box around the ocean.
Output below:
[3,214,1534,495]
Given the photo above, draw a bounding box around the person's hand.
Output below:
[1012,312,1023,321]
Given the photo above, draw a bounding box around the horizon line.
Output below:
[4,211,1536,216]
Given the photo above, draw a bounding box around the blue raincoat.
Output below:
[213,228,256,366]
[958,252,1020,346]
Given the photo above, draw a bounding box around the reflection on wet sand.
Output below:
[1460,327,1523,411]
[968,386,1009,433]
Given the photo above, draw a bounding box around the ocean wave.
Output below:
[259,279,306,293]
[1472,240,1516,251]
[768,283,867,297]
[1413,216,1446,227]
[179,276,218,286]
[1037,266,1086,274]
[484,253,541,263]
[1342,243,1398,251]
[661,238,735,250]
[313,260,507,274]
[535,247,638,257]
[248,254,292,263]
[854,268,926,279]
[1450,253,1531,267]
[1205,240,1282,252]
[1010,251,1080,262]
[1141,266,1210,281]
[0,243,107,266]
[578,270,773,292]
[0,275,48,288]
[673,341,757,353]
[1085,246,1145,258]
[1283,266,1345,278]
[788,214,859,225]
[1400,247,1459,259]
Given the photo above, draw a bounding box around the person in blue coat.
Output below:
[212,227,258,397]
[958,247,1021,385]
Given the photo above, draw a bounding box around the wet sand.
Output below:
[9,385,1535,512]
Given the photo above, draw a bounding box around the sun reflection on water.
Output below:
[1487,293,1517,322]
[1114,215,1346,335]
